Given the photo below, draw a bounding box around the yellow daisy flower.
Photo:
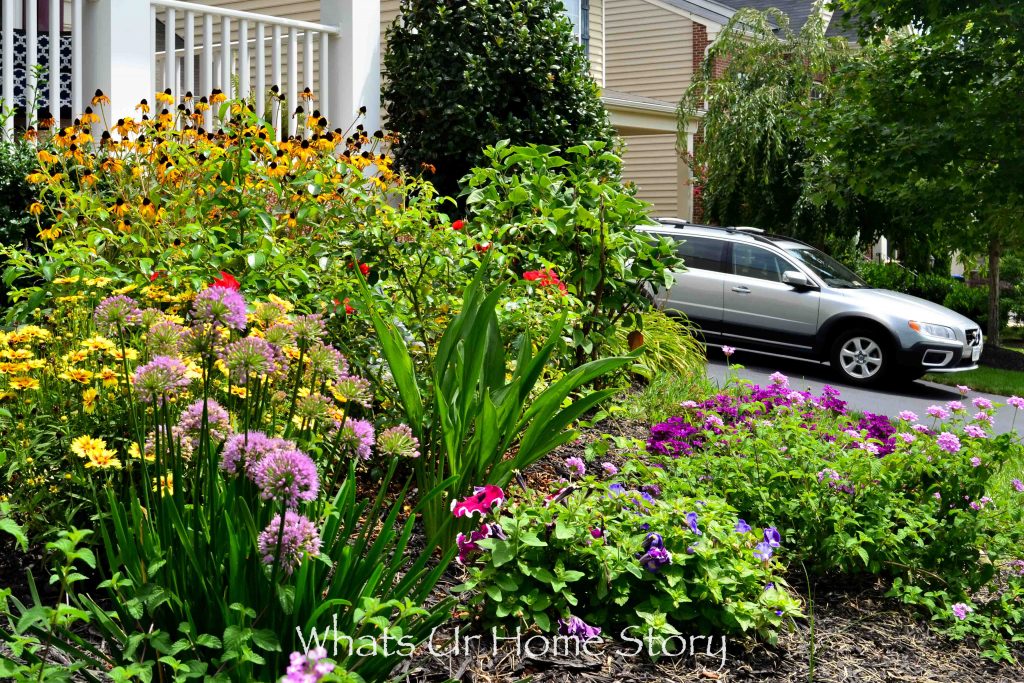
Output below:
[8,376,40,390]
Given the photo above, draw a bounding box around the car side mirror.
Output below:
[782,270,813,289]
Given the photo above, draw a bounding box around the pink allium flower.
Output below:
[133,356,191,405]
[376,424,420,458]
[452,485,505,518]
[221,431,293,475]
[897,410,919,422]
[972,397,993,410]
[94,295,143,334]
[192,285,247,330]
[335,418,375,460]
[175,399,231,451]
[257,511,321,576]
[249,448,320,507]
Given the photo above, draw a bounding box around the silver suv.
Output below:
[640,220,983,386]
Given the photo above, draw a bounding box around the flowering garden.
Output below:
[0,94,1022,681]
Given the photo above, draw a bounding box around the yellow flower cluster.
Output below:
[70,435,122,470]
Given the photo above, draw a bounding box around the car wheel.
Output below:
[831,329,890,386]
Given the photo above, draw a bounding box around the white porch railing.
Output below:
[1,0,380,136]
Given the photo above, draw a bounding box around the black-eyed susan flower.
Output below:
[91,89,111,106]
[136,99,150,114]
[156,88,174,106]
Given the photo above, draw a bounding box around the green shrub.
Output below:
[857,261,954,303]
[943,280,1006,330]
[382,0,613,198]
[0,138,39,305]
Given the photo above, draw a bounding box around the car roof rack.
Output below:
[654,217,689,226]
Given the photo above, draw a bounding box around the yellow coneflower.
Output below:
[25,172,48,184]
[71,434,107,459]
[210,89,227,104]
[37,149,59,165]
[81,171,97,187]
[98,367,119,387]
[183,91,194,103]
[23,127,38,141]
[153,473,174,496]
[195,97,210,113]
[128,442,155,462]
[139,198,158,220]
[267,161,288,178]
[117,219,132,234]
[80,107,100,125]
[156,109,174,127]
[101,158,124,174]
[81,336,115,352]
[60,368,94,384]
[156,88,174,106]
[82,387,99,414]
[37,226,62,241]
[85,448,121,470]
[91,89,111,106]
[111,198,130,217]
[113,117,138,137]
[39,113,56,129]
[28,202,44,216]
[299,87,315,102]
[8,376,40,391]
[136,99,150,114]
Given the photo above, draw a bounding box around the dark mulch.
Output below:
[981,345,1024,372]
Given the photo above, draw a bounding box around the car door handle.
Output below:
[731,286,751,294]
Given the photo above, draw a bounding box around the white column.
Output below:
[287,27,297,137]
[184,11,195,98]
[164,6,176,102]
[322,0,380,133]
[1,0,12,135]
[201,12,213,125]
[26,0,37,126]
[221,16,231,99]
[255,22,265,118]
[49,0,60,119]
[72,0,83,117]
[238,19,249,102]
[82,0,154,125]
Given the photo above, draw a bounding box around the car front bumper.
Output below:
[898,332,983,373]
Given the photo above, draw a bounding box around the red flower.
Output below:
[149,270,164,282]
[452,219,465,231]
[523,269,567,294]
[211,271,240,290]
[474,242,490,253]
[451,485,506,518]
[359,263,370,277]
[332,298,355,315]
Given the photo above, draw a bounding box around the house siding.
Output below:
[605,0,693,102]
[621,134,682,217]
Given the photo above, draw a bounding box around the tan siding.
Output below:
[381,0,401,58]
[606,0,693,102]
[588,0,604,84]
[621,134,681,216]
[191,1,320,22]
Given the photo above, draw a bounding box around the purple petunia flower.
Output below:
[257,510,321,576]
[451,485,505,518]
[936,432,961,454]
[133,356,191,405]
[637,532,673,573]
[763,527,781,548]
[735,519,752,534]
[558,615,602,640]
[753,542,774,561]
[248,448,320,507]
[565,456,586,478]
[455,523,506,565]
[94,295,143,335]
[192,285,248,330]
[685,511,702,536]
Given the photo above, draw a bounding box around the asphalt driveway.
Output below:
[704,349,1022,435]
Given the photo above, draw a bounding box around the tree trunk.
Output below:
[987,239,1001,347]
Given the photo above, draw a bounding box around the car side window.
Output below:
[675,236,726,273]
[731,243,791,283]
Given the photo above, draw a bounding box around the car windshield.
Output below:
[785,247,868,288]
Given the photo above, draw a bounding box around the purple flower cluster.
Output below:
[133,356,191,404]
[249,448,319,507]
[175,398,231,451]
[283,647,334,682]
[335,418,375,460]
[817,467,856,495]
[854,412,897,456]
[257,510,322,576]
[192,285,248,330]
[221,336,281,384]
[376,424,420,459]
[220,431,293,475]
[94,295,143,335]
[637,532,672,573]
[558,615,602,640]
[455,522,506,565]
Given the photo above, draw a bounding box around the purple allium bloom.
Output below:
[221,431,293,475]
[763,527,781,548]
[336,418,375,460]
[601,462,618,476]
[376,424,420,458]
[192,285,248,330]
[94,295,143,335]
[970,457,982,467]
[897,410,919,423]
[221,336,280,384]
[455,522,505,564]
[264,322,296,347]
[291,314,327,344]
[972,396,993,410]
[1012,479,1024,493]
[951,603,973,620]
[558,615,602,640]
[147,320,187,356]
[936,432,961,454]
[721,345,735,357]
[753,542,774,561]
[249,448,319,507]
[257,510,321,576]
[133,356,191,405]
[175,399,231,451]
[963,424,987,439]
[735,519,752,534]
[946,400,965,414]
[637,532,672,573]
[305,343,348,382]
[1009,396,1024,410]
[769,371,788,387]
[565,456,586,478]
[284,646,334,682]
[926,405,950,420]
[685,511,702,536]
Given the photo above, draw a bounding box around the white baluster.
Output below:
[221,15,231,100]
[202,12,213,127]
[1,0,12,135]
[184,11,194,100]
[238,19,249,104]
[255,22,265,119]
[303,29,313,95]
[25,0,37,126]
[150,4,157,98]
[272,24,281,137]
[164,6,176,104]
[287,27,297,137]
[319,31,329,124]
[49,0,60,121]
[72,0,82,117]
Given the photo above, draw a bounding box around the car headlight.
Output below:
[909,321,957,341]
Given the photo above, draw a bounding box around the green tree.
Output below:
[678,6,886,250]
[382,0,613,199]
[824,1,1024,344]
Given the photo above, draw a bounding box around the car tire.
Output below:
[830,329,891,387]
